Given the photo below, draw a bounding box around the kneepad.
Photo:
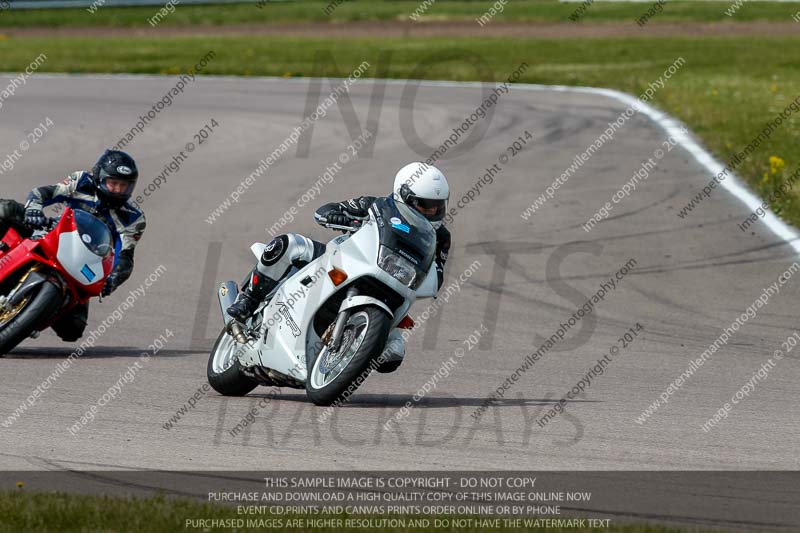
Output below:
[0,200,25,223]
[257,234,317,280]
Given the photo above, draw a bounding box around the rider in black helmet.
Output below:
[91,150,140,208]
[0,149,147,342]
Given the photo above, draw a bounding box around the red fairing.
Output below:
[82,254,115,297]
[36,208,77,263]
[0,206,115,323]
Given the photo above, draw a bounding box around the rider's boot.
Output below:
[376,329,406,373]
[227,268,276,324]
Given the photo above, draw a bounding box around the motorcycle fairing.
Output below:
[56,232,108,288]
[239,217,428,380]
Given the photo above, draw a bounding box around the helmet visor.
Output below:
[409,197,447,222]
[99,176,136,200]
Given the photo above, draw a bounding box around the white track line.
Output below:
[4,73,799,257]
[388,79,800,258]
[583,85,800,255]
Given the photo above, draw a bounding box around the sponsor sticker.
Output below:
[81,264,96,282]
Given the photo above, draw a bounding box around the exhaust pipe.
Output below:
[217,281,238,326]
[219,281,250,344]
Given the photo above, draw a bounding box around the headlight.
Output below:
[378,246,417,287]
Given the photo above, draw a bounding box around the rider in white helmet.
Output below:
[225,162,452,372]
[391,162,450,230]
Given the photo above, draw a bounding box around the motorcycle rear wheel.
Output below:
[207,328,258,396]
[0,280,63,356]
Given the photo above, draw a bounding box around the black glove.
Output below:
[101,273,121,297]
[326,213,353,226]
[24,205,46,228]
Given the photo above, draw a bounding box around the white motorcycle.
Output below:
[207,197,439,406]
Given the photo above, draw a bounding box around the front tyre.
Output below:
[0,280,63,356]
[207,328,258,396]
[306,306,391,406]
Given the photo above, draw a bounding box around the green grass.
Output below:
[0,491,722,532]
[0,0,799,28]
[0,34,798,225]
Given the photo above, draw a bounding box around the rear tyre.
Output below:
[207,328,258,396]
[306,306,391,406]
[0,281,63,356]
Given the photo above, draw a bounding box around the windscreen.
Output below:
[371,196,436,273]
[74,209,113,257]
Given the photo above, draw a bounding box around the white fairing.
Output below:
[235,215,435,382]
[57,231,106,286]
[251,242,267,259]
[415,261,439,299]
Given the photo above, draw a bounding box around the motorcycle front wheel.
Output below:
[306,305,391,406]
[0,279,63,356]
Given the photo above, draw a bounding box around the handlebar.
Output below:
[323,222,359,233]
[318,214,367,234]
[27,217,57,232]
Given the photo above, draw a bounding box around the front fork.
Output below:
[327,286,358,352]
[0,266,52,311]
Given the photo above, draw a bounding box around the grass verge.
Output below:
[0,35,798,227]
[0,490,723,532]
[0,0,799,28]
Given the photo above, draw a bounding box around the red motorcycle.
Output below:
[0,207,114,355]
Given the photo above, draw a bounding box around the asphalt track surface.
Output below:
[0,74,799,526]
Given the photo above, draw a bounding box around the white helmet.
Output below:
[392,162,449,228]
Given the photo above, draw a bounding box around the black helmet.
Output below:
[91,150,138,206]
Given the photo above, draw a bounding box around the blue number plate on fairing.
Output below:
[81,264,96,282]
